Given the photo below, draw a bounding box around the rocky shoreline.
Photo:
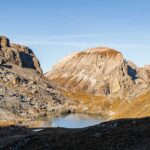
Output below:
[0,117,150,150]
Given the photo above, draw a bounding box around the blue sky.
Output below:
[0,0,150,72]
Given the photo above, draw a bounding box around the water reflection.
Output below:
[42,114,104,128]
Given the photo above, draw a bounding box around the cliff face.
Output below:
[0,36,70,122]
[0,36,42,74]
[46,47,150,100]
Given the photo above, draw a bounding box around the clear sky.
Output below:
[0,0,150,72]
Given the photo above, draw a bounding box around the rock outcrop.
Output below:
[46,47,150,100]
[0,36,42,74]
[0,36,70,122]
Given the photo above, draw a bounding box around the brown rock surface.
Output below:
[0,37,42,74]
[46,47,150,100]
[0,36,70,123]
[46,47,150,119]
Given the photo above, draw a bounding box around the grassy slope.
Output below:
[63,91,150,119]
[63,91,111,116]
[113,92,150,119]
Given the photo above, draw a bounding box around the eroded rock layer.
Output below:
[46,47,150,100]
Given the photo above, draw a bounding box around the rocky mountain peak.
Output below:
[86,47,121,56]
[0,36,42,74]
[72,47,124,67]
[86,47,122,59]
[46,47,150,100]
[76,47,123,60]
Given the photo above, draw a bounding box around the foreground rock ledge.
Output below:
[0,117,150,150]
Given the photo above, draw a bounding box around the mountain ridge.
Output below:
[46,47,150,119]
[46,47,150,100]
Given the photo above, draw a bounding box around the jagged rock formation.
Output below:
[0,36,70,122]
[0,36,42,74]
[46,47,150,100]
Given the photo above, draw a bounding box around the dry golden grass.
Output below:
[76,49,120,58]
[113,92,150,119]
[62,90,150,119]
[0,121,16,126]
[63,91,113,117]
[95,49,121,57]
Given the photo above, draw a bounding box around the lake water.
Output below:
[42,114,104,128]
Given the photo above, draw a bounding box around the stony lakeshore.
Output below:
[0,117,150,150]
